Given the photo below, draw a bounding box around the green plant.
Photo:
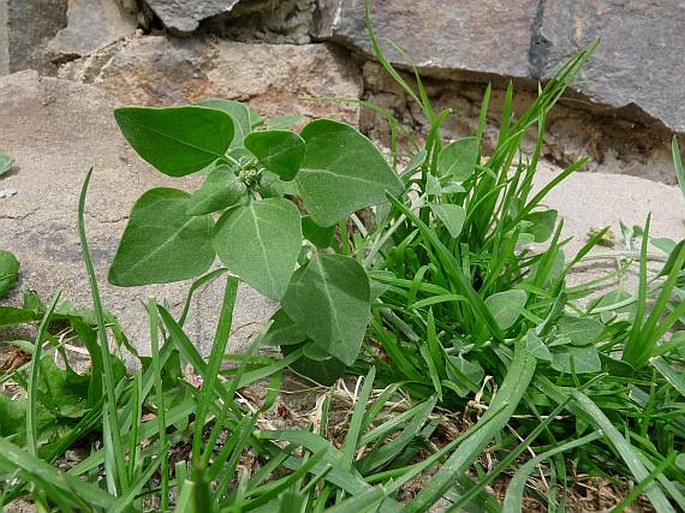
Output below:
[2,1,684,509]
[0,250,19,298]
[0,153,12,177]
[108,98,403,377]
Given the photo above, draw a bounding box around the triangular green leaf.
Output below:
[437,137,479,180]
[524,209,558,243]
[245,130,305,181]
[302,216,336,249]
[114,105,234,177]
[196,99,251,148]
[556,316,604,346]
[0,249,20,297]
[429,203,466,238]
[525,329,552,361]
[0,153,13,176]
[186,163,246,216]
[551,345,602,374]
[484,289,528,330]
[297,119,402,227]
[281,254,371,366]
[213,198,302,300]
[261,309,307,347]
[109,188,216,286]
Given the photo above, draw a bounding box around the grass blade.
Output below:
[340,368,376,472]
[78,168,128,492]
[26,291,61,456]
[650,356,685,398]
[404,342,536,512]
[502,431,603,513]
[572,391,675,512]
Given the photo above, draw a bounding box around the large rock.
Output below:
[360,60,679,185]
[315,0,536,79]
[317,0,685,134]
[142,0,316,41]
[541,0,685,133]
[143,0,240,34]
[0,0,67,75]
[48,0,137,60]
[61,35,361,124]
[0,71,275,357]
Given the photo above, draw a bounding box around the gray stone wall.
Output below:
[0,0,683,183]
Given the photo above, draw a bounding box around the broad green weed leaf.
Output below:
[525,329,552,361]
[281,254,371,366]
[551,345,601,374]
[426,174,442,196]
[196,99,251,148]
[446,355,484,386]
[484,289,528,330]
[261,309,307,346]
[302,216,336,249]
[437,137,479,180]
[0,250,20,297]
[114,106,234,177]
[109,188,215,286]
[258,170,301,198]
[429,203,466,238]
[556,316,603,346]
[244,130,305,181]
[524,209,558,242]
[652,237,676,255]
[213,198,302,300]
[297,119,402,227]
[281,342,347,386]
[0,153,13,176]
[303,342,332,361]
[0,307,38,326]
[186,163,246,216]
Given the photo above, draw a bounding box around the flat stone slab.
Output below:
[537,162,685,255]
[0,70,275,357]
[318,0,685,133]
[143,0,241,34]
[60,35,361,125]
[48,0,136,59]
[535,162,685,296]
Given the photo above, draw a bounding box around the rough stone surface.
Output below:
[315,0,537,79]
[536,161,685,293]
[0,1,7,75]
[361,61,679,185]
[2,0,67,75]
[541,0,685,133]
[538,162,685,255]
[199,0,315,45]
[143,0,241,34]
[60,35,362,124]
[48,0,137,60]
[318,0,685,135]
[0,70,275,357]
